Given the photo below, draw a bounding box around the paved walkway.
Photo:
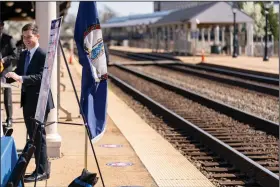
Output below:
[107,90,214,187]
[110,46,279,75]
[1,49,215,187]
[1,52,157,187]
[73,53,214,187]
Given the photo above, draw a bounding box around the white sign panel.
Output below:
[35,17,62,123]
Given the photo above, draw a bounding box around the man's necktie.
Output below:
[24,51,30,75]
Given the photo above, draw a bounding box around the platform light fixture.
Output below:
[15,8,22,13]
[263,2,273,61]
[232,5,238,58]
[31,2,35,12]
[6,2,14,7]
[21,12,27,17]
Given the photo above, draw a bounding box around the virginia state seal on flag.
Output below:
[83,24,108,82]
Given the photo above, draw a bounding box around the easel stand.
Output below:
[58,40,105,187]
[5,40,105,187]
[29,118,44,187]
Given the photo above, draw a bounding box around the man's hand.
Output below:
[0,60,3,72]
[5,72,22,83]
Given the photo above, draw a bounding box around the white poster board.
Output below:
[35,17,62,123]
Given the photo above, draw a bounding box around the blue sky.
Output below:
[67,2,154,17]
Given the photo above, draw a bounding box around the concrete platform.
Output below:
[1,56,157,187]
[73,51,215,187]
[1,49,214,187]
[110,46,279,75]
[107,89,215,187]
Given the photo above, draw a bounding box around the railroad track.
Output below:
[125,64,278,123]
[155,63,278,97]
[109,49,278,79]
[108,64,279,187]
[109,49,279,96]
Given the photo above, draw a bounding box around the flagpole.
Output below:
[59,40,105,187]
[85,128,88,169]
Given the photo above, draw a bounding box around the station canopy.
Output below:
[0,1,70,21]
[102,10,174,28]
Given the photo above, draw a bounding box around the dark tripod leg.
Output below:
[28,118,45,187]
[34,122,43,187]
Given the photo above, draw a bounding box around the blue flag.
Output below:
[74,1,108,142]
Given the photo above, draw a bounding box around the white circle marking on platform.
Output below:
[106,162,133,167]
[99,144,123,148]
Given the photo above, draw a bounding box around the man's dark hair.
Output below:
[22,23,39,34]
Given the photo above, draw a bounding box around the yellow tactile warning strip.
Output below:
[107,89,215,187]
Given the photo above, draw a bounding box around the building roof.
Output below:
[102,10,173,28]
[102,17,161,28]
[154,2,217,25]
[102,1,254,29]
[154,2,254,26]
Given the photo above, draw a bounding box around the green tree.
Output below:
[99,5,119,23]
[242,2,265,37]
[236,2,244,9]
[257,1,279,40]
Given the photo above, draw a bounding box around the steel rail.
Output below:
[109,71,279,187]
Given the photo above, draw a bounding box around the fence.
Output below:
[127,38,279,57]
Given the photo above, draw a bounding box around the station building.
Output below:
[102,2,275,57]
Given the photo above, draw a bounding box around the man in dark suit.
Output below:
[4,23,54,182]
[0,20,17,127]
